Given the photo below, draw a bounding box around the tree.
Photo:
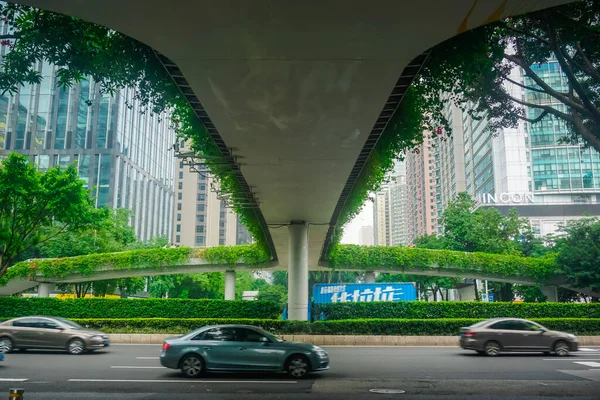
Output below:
[419,1,600,151]
[553,217,600,292]
[0,153,98,279]
[256,284,287,305]
[514,285,548,302]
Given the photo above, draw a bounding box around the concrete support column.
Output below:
[37,283,55,297]
[225,270,236,300]
[365,271,376,283]
[288,222,309,321]
[542,285,558,302]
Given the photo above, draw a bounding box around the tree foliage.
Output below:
[0,153,98,279]
[554,217,600,292]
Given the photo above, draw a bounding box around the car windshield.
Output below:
[54,317,84,330]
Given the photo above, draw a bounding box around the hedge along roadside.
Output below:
[0,245,269,285]
[0,298,281,319]
[328,244,558,281]
[62,318,600,336]
[314,301,600,320]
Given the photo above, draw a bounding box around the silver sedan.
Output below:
[160,324,329,378]
[460,318,578,356]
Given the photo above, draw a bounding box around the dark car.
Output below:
[460,318,578,356]
[0,316,109,355]
[160,324,329,378]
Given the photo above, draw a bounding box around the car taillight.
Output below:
[464,332,477,337]
[162,342,170,351]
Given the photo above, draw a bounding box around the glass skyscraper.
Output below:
[0,48,175,240]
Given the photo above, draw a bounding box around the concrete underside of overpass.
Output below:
[10,0,575,317]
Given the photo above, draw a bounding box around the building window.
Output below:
[196,214,205,222]
[220,211,225,218]
[197,193,205,201]
[199,184,206,191]
[178,182,183,190]
[179,171,183,179]
[195,235,205,245]
[197,204,205,212]
[177,214,181,221]
[220,221,225,227]
[219,229,225,236]
[178,192,182,200]
[175,235,180,243]
[219,239,225,245]
[177,203,182,211]
[176,224,181,232]
[196,225,205,233]
[179,161,184,169]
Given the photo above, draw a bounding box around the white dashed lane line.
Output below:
[110,366,167,369]
[68,379,297,384]
[574,361,600,368]
[0,378,28,382]
[136,357,160,360]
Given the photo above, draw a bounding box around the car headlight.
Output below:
[312,347,328,357]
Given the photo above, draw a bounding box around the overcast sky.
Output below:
[341,201,373,244]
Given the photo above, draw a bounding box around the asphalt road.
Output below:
[0,345,599,399]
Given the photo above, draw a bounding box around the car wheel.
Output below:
[0,337,14,353]
[180,355,204,378]
[484,341,501,356]
[67,338,85,355]
[286,355,310,379]
[554,340,570,357]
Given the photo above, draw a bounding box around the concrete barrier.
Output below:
[108,334,600,346]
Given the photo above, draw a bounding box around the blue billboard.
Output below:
[312,283,417,304]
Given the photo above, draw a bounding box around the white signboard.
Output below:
[476,193,534,205]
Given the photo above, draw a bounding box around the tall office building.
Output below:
[433,101,468,233]
[0,59,175,240]
[406,135,438,243]
[172,144,253,247]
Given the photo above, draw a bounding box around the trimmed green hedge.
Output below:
[329,244,558,280]
[65,318,600,336]
[0,298,281,319]
[315,301,600,320]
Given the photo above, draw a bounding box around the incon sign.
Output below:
[476,193,534,204]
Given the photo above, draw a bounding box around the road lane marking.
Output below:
[543,358,600,361]
[110,366,167,369]
[136,357,160,360]
[574,361,600,368]
[578,348,598,352]
[68,379,297,384]
[0,378,28,382]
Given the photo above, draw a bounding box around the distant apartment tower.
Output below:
[406,135,438,243]
[389,161,409,245]
[359,226,374,246]
[172,144,253,247]
[373,188,391,246]
[0,60,175,240]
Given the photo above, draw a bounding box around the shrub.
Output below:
[59,317,600,336]
[314,301,600,320]
[0,297,281,319]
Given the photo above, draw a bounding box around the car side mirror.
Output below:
[259,337,270,344]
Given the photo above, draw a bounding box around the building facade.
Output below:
[389,161,410,245]
[359,225,374,246]
[435,60,600,238]
[172,145,253,247]
[0,60,175,240]
[372,188,391,246]
[406,135,439,243]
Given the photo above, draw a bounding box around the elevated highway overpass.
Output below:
[8,0,576,318]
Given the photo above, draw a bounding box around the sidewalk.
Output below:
[108,334,600,346]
